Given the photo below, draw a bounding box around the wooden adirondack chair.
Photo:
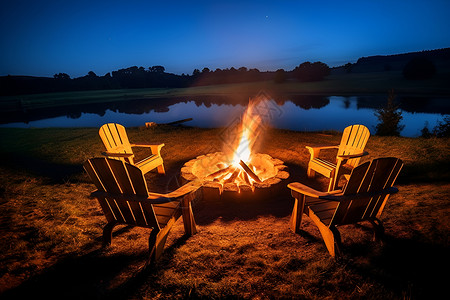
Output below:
[288,157,403,257]
[83,157,201,264]
[306,124,370,191]
[99,123,165,175]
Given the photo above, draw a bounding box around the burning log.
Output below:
[241,171,251,186]
[224,167,240,183]
[206,165,233,180]
[239,160,261,183]
[213,172,231,182]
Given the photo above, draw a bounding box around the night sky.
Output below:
[1,0,449,78]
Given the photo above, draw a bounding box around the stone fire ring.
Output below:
[181,152,289,201]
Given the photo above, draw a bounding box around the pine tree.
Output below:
[375,89,405,136]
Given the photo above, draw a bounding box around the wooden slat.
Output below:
[106,197,126,223]
[125,163,148,196]
[127,201,148,226]
[338,125,370,168]
[384,158,403,188]
[357,160,377,193]
[365,194,384,219]
[304,198,331,207]
[89,158,122,194]
[343,161,370,194]
[339,125,353,155]
[140,202,160,229]
[340,197,371,224]
[100,123,135,164]
[107,123,123,149]
[107,159,135,195]
[308,202,339,226]
[348,125,370,168]
[366,158,396,192]
[329,199,350,226]
[115,199,136,224]
[83,160,105,192]
[154,201,180,226]
[310,159,335,178]
[97,196,117,222]
[99,124,116,151]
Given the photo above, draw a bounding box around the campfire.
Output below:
[181,97,289,199]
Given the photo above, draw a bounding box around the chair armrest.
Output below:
[287,182,329,198]
[306,145,339,159]
[131,143,165,155]
[148,180,203,200]
[90,190,173,204]
[337,151,369,160]
[102,152,133,158]
[320,186,399,201]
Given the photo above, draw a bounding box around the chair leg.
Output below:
[102,221,118,247]
[307,164,315,178]
[330,226,342,258]
[148,226,172,265]
[290,193,305,234]
[157,164,165,175]
[148,228,159,265]
[369,218,385,243]
[309,210,342,258]
[327,170,337,192]
[181,193,197,236]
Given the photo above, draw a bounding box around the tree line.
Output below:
[0,62,331,96]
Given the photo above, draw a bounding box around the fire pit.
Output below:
[181,152,289,201]
[181,96,289,201]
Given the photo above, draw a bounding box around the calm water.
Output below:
[1,96,448,137]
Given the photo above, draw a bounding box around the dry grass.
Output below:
[0,126,449,299]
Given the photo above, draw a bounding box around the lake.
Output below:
[1,95,448,137]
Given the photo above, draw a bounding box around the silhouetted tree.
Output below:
[293,61,330,81]
[192,69,201,76]
[274,69,286,83]
[53,73,70,80]
[403,57,436,80]
[87,71,97,77]
[344,63,353,73]
[149,65,165,73]
[374,90,405,136]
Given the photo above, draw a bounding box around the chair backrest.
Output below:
[330,157,403,226]
[83,157,160,229]
[337,124,370,168]
[99,123,134,164]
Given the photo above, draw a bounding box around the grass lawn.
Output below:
[0,125,449,299]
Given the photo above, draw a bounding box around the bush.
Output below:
[434,116,450,137]
[420,122,432,138]
[375,90,405,136]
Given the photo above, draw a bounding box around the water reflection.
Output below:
[1,95,448,137]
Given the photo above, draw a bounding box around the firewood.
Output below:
[224,167,240,183]
[206,165,232,180]
[239,160,261,183]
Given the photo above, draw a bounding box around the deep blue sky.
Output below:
[1,0,449,78]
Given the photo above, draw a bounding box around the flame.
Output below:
[232,101,262,165]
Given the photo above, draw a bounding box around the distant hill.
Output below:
[2,48,450,96]
[332,48,450,74]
